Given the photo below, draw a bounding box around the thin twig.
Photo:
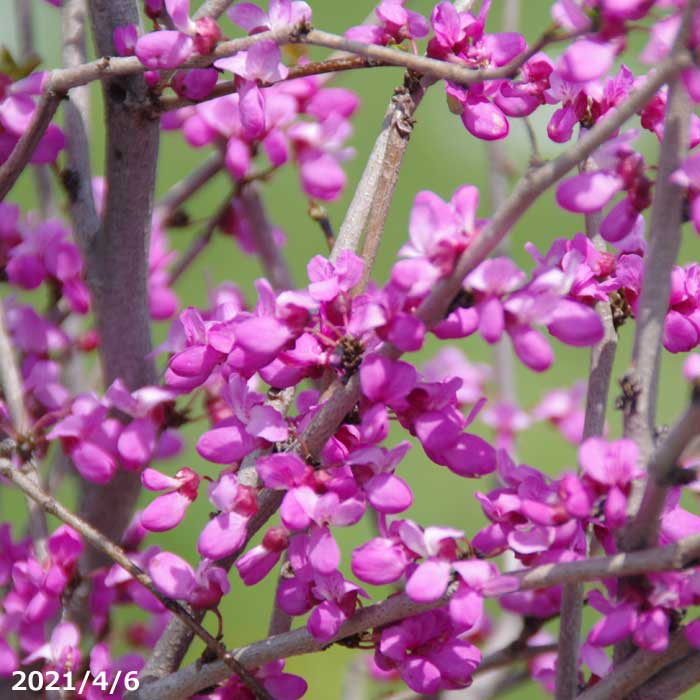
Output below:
[0,457,272,700]
[167,190,233,286]
[0,93,62,201]
[154,151,224,224]
[161,56,383,111]
[239,184,294,292]
[0,306,49,560]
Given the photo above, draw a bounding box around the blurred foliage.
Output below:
[1,1,699,698]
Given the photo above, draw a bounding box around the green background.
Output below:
[1,1,698,698]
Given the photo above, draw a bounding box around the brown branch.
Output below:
[630,650,700,699]
[61,0,99,253]
[301,27,582,90]
[0,456,272,699]
[76,0,159,595]
[556,149,619,700]
[355,74,433,291]
[161,56,383,111]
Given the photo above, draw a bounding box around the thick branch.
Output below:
[624,77,691,461]
[78,0,159,575]
[622,394,700,551]
[631,650,700,699]
[576,628,693,700]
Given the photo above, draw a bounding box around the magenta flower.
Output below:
[86,644,144,700]
[140,467,200,532]
[228,0,312,34]
[375,609,481,694]
[197,472,257,560]
[105,379,177,471]
[579,437,642,529]
[135,0,223,69]
[533,381,587,444]
[423,347,492,406]
[149,552,230,608]
[212,660,307,700]
[345,0,429,47]
[236,526,289,585]
[0,72,65,166]
[47,393,121,484]
[427,1,526,140]
[23,622,81,672]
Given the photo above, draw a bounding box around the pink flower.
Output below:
[375,609,481,694]
[140,467,200,531]
[197,472,257,560]
[345,0,429,46]
[148,552,229,608]
[23,622,81,672]
[228,0,312,34]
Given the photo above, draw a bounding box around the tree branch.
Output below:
[61,0,100,252]
[623,28,693,463]
[630,650,700,699]
[167,188,233,287]
[575,628,694,700]
[301,27,581,90]
[622,392,700,551]
[355,74,433,291]
[160,56,382,111]
[0,307,49,559]
[154,151,224,224]
[77,0,159,578]
[557,149,619,700]
[126,533,700,700]
[239,184,294,292]
[0,93,62,201]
